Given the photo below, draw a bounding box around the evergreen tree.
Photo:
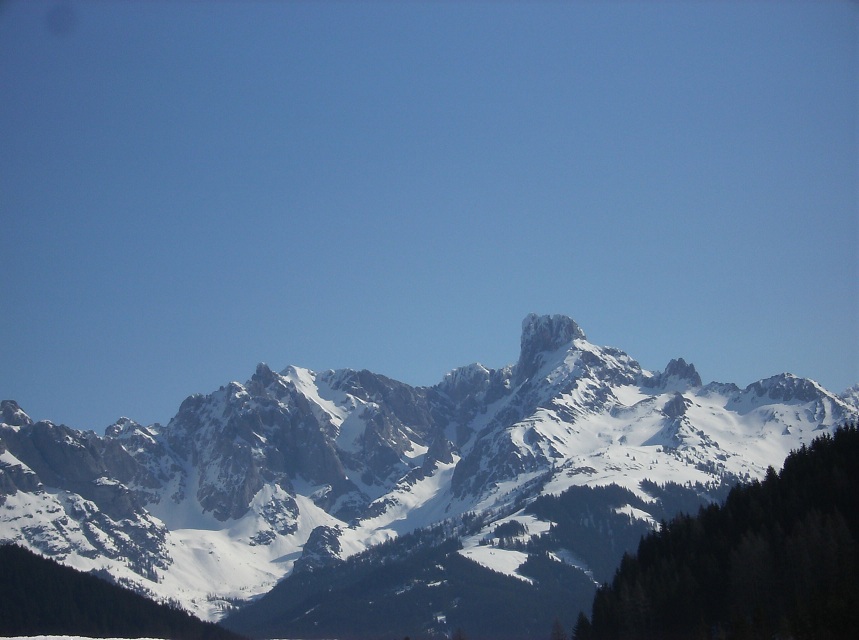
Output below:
[572,612,592,640]
[0,543,245,640]
[550,617,568,640]
[582,422,859,640]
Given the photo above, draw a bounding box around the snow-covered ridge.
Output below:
[1,315,856,620]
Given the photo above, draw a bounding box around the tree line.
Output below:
[573,422,859,640]
[0,542,245,640]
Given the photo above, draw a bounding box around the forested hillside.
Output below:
[225,523,596,640]
[0,543,245,640]
[576,422,859,640]
[224,477,730,640]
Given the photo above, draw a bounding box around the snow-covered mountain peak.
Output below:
[440,363,492,398]
[511,315,642,395]
[520,313,585,354]
[842,384,859,406]
[444,362,491,384]
[517,314,586,383]
[644,357,703,391]
[742,373,829,404]
[104,416,145,438]
[664,357,700,380]
[251,361,279,387]
[663,357,702,386]
[1,400,32,428]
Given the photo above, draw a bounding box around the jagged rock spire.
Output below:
[516,314,585,382]
[662,358,701,386]
[251,362,278,388]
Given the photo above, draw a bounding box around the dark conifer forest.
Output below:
[577,422,859,640]
[0,543,245,640]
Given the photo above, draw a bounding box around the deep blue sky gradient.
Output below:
[2,1,857,430]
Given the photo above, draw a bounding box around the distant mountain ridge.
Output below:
[1,314,856,633]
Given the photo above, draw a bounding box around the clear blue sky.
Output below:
[2,1,857,431]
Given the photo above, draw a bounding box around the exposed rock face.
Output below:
[744,373,826,404]
[0,408,169,580]
[160,376,354,521]
[662,392,691,420]
[0,420,142,520]
[516,313,586,383]
[1,400,32,427]
[436,364,511,447]
[293,525,343,573]
[644,358,703,390]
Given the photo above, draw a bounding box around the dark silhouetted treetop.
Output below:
[583,422,859,640]
[0,543,246,640]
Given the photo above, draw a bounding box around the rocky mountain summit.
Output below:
[1,314,856,624]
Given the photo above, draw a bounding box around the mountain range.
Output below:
[1,314,856,637]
